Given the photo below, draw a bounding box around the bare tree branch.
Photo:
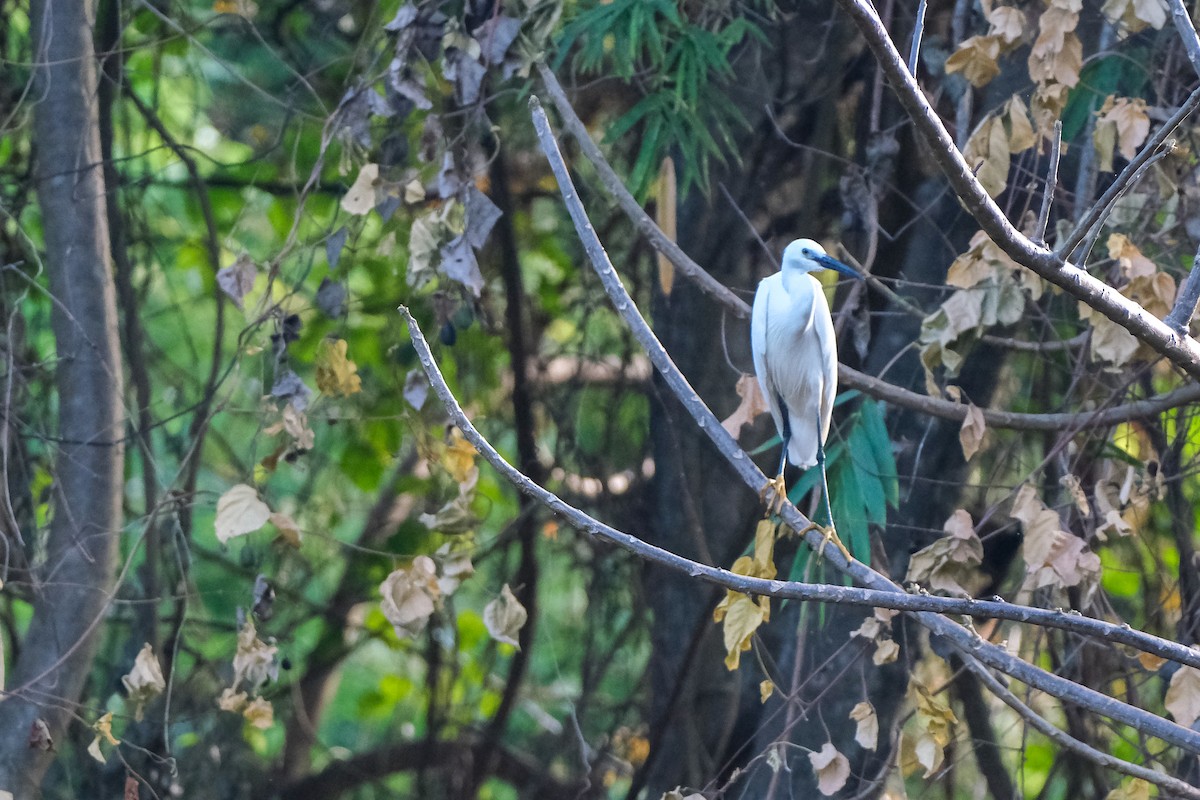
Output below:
[523,96,1200,758]
[1057,86,1200,259]
[833,0,1200,380]
[961,658,1200,799]
[1034,121,1062,247]
[1166,246,1200,335]
[535,63,747,317]
[1170,0,1200,76]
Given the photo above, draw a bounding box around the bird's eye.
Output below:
[801,248,813,257]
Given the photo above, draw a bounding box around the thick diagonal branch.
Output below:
[834,0,1200,380]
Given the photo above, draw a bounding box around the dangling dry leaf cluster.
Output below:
[713,520,778,670]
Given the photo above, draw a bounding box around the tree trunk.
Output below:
[0,0,124,790]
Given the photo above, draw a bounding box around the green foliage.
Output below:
[556,0,766,196]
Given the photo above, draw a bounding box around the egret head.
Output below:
[781,238,862,280]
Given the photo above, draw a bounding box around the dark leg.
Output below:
[816,439,833,527]
[815,426,851,561]
[776,394,791,480]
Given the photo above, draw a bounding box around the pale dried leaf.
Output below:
[906,509,984,596]
[1059,474,1091,516]
[760,680,774,703]
[1166,664,1200,728]
[243,696,275,729]
[849,701,879,750]
[381,556,441,638]
[960,403,986,460]
[341,163,380,215]
[215,484,271,544]
[987,5,1026,44]
[484,583,528,647]
[945,35,1001,86]
[122,644,166,721]
[218,687,249,712]
[216,254,257,309]
[722,374,769,438]
[807,742,850,795]
[873,638,900,665]
[233,619,279,692]
[964,115,1011,198]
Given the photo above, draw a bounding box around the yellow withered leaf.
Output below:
[316,338,362,397]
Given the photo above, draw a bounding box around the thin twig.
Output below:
[1166,245,1200,335]
[1068,149,1171,265]
[907,0,928,76]
[1057,86,1200,257]
[1034,121,1061,246]
[527,95,1200,756]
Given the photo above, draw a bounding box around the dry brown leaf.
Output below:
[849,701,879,750]
[964,115,1011,198]
[945,35,1001,86]
[1011,484,1100,598]
[987,5,1027,45]
[1103,0,1167,34]
[269,511,302,548]
[381,556,441,638]
[443,428,478,484]
[873,638,900,665]
[1166,664,1200,727]
[1059,474,1091,516]
[233,619,279,692]
[959,403,986,460]
[215,484,271,544]
[87,712,119,764]
[808,742,850,796]
[1097,97,1150,162]
[243,696,275,729]
[341,163,380,215]
[760,680,775,704]
[906,509,984,596]
[316,338,363,397]
[721,374,769,439]
[1006,96,1036,153]
[1137,651,1167,671]
[715,593,767,671]
[122,644,166,721]
[912,682,958,777]
[218,687,249,712]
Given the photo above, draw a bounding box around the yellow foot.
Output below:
[815,523,853,562]
[760,474,788,515]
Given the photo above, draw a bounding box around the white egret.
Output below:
[752,238,862,558]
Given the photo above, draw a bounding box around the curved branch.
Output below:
[961,658,1199,799]
[402,308,1200,668]
[839,364,1200,431]
[833,0,1200,381]
[535,63,1200,434]
[526,96,1200,756]
[535,63,748,317]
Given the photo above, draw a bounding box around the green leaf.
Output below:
[858,398,899,509]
